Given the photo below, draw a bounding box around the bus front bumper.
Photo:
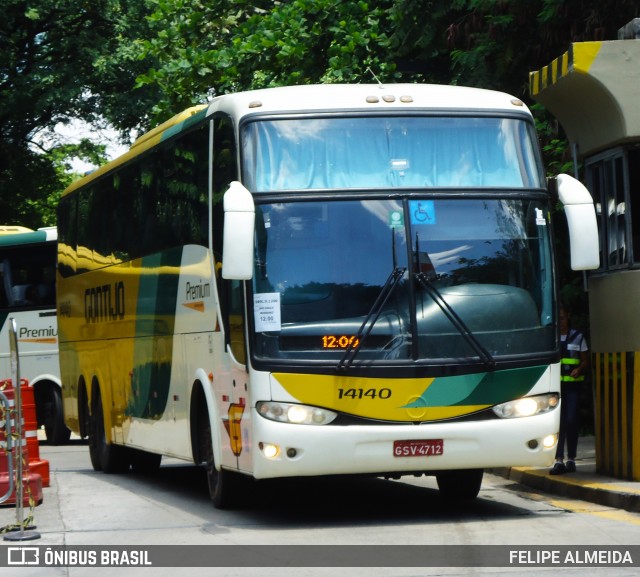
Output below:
[249,407,559,480]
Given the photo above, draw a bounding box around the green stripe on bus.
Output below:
[127,247,183,420]
[403,365,548,408]
[0,230,48,247]
[161,109,208,142]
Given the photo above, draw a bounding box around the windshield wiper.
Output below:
[414,272,495,369]
[337,266,407,371]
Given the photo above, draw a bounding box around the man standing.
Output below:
[550,304,589,475]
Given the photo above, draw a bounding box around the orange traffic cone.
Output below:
[0,379,43,507]
[20,383,50,487]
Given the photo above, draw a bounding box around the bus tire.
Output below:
[90,387,129,474]
[200,414,240,509]
[435,469,483,501]
[86,386,102,471]
[44,387,71,445]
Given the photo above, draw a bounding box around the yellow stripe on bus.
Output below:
[272,373,489,421]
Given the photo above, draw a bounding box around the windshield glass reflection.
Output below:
[243,116,544,191]
[251,199,554,367]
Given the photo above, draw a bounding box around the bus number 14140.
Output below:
[337,388,391,399]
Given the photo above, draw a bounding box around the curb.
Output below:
[492,466,640,513]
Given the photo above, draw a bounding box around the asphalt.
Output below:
[5,433,640,529]
[491,435,640,513]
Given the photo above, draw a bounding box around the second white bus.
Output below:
[0,226,70,444]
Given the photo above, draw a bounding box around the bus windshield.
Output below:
[243,116,544,191]
[0,239,57,309]
[251,197,554,366]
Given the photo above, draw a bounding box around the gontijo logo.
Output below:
[84,281,125,323]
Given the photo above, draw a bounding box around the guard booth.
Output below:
[529,18,640,480]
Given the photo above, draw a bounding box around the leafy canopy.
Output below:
[2,0,640,228]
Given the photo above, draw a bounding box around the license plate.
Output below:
[393,439,444,457]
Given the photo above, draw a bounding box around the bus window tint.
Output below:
[58,124,210,275]
[251,198,554,363]
[244,117,544,192]
[1,243,56,309]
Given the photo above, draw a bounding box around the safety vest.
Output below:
[561,329,586,382]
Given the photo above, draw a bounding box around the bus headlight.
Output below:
[492,393,559,419]
[257,401,338,425]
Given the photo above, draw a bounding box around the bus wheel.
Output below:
[200,417,239,509]
[44,387,71,445]
[90,389,129,474]
[86,390,102,471]
[435,469,483,501]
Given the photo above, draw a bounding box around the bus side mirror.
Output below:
[556,173,600,271]
[222,181,255,280]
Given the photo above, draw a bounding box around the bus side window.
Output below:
[227,279,246,365]
[0,261,8,308]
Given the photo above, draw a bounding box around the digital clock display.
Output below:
[278,334,389,351]
[321,335,360,349]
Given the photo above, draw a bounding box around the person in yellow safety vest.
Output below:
[550,304,590,475]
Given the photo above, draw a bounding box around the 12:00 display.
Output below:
[322,335,360,349]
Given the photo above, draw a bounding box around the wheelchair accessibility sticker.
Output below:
[409,200,436,225]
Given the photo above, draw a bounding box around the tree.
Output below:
[132,1,640,134]
[0,0,152,226]
[134,0,396,125]
[3,0,639,226]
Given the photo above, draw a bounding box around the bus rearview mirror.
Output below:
[557,173,600,271]
[222,181,255,280]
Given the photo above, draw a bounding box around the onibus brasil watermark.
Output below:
[2,545,638,568]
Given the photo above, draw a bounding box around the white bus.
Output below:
[56,84,598,507]
[0,226,70,444]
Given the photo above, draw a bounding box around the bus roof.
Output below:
[0,227,57,247]
[62,83,531,197]
[0,225,33,235]
[206,83,530,119]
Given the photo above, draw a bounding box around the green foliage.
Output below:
[3,0,640,229]
[530,104,574,177]
[0,140,106,228]
[0,142,59,228]
[134,0,397,124]
[0,0,150,226]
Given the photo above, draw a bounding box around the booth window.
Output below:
[586,148,634,269]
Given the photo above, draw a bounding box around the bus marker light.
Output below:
[260,443,280,459]
[543,435,557,449]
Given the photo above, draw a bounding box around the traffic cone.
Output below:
[21,383,50,487]
[0,379,43,507]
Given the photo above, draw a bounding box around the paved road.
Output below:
[2,440,640,576]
